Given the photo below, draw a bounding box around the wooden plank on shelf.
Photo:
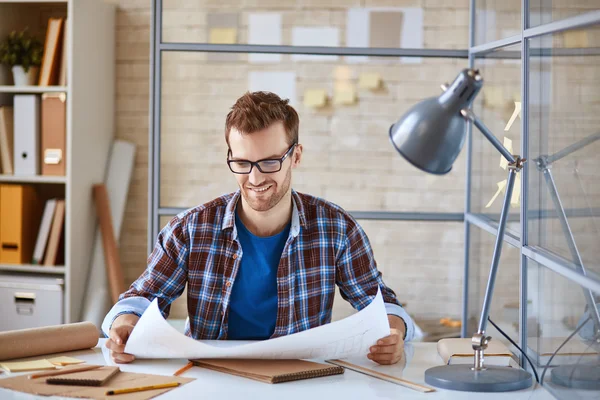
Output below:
[0,1,68,4]
[0,175,66,184]
[0,86,67,94]
[0,264,65,274]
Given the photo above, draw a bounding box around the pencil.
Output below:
[29,365,101,379]
[173,361,193,376]
[106,382,180,395]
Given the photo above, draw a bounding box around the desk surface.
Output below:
[1,339,556,400]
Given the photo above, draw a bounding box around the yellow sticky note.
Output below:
[48,356,85,366]
[358,73,382,89]
[563,30,588,48]
[500,137,513,170]
[333,86,357,105]
[504,101,522,132]
[484,86,504,108]
[511,173,521,206]
[0,359,55,373]
[209,28,237,44]
[333,66,352,81]
[303,89,327,108]
[486,180,507,208]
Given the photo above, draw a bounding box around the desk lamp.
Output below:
[389,68,532,391]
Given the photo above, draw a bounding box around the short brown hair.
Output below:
[225,91,299,147]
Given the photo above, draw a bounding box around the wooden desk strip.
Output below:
[328,359,435,393]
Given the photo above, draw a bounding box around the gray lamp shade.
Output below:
[389,68,483,175]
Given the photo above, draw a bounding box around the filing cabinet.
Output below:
[0,274,63,331]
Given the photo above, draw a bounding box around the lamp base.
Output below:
[550,365,600,390]
[424,365,533,392]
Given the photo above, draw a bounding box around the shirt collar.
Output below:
[222,189,306,239]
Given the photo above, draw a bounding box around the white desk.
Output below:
[0,339,555,400]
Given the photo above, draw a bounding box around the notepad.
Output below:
[48,356,85,366]
[46,366,120,386]
[191,359,344,384]
[0,359,56,373]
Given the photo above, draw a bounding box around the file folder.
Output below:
[13,95,41,176]
[41,93,67,176]
[0,184,42,264]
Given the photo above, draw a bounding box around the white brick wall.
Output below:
[113,1,599,334]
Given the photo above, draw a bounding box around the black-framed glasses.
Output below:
[227,143,297,174]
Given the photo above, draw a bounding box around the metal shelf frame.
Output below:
[148,0,600,382]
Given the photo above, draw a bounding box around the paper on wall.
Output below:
[504,101,521,132]
[304,89,327,108]
[248,13,282,63]
[346,8,423,64]
[125,288,390,360]
[359,73,382,89]
[209,28,237,44]
[485,179,507,208]
[249,71,296,107]
[291,27,339,62]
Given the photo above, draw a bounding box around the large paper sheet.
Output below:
[125,289,390,360]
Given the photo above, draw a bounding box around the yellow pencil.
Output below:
[173,361,193,376]
[106,382,180,395]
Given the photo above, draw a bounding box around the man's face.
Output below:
[228,121,301,212]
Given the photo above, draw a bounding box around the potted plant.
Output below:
[0,28,43,86]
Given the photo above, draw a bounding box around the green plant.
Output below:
[0,28,44,72]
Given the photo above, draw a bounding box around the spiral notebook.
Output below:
[46,366,120,386]
[190,359,344,384]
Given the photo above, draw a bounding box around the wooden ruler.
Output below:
[328,359,435,393]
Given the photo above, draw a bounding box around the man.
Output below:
[103,91,415,365]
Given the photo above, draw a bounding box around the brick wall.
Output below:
[111,0,599,336]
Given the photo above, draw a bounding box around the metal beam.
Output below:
[524,10,600,39]
[469,34,521,55]
[523,246,600,294]
[465,213,521,248]
[160,43,469,58]
[158,207,465,222]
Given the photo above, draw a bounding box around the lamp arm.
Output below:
[545,131,600,165]
[461,109,516,164]
[471,168,518,371]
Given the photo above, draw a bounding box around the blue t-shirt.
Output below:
[227,212,290,340]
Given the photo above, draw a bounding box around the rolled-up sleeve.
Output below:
[101,216,189,336]
[335,222,415,341]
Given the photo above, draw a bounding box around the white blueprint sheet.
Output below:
[125,288,390,360]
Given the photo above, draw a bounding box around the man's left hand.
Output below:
[368,315,406,365]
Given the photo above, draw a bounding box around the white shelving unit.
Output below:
[0,0,115,324]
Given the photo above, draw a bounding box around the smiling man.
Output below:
[103,91,415,365]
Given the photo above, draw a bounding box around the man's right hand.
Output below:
[105,313,140,364]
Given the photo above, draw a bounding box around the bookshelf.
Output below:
[0,0,115,326]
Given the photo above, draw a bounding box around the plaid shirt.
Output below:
[103,190,414,340]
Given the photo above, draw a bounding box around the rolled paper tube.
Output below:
[0,322,99,361]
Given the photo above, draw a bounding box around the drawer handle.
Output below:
[15,292,35,316]
[2,243,19,251]
[14,292,36,303]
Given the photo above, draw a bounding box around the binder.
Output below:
[39,18,64,87]
[41,93,67,176]
[0,106,14,174]
[32,199,57,264]
[190,359,344,384]
[13,95,40,176]
[44,199,65,266]
[0,184,42,264]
